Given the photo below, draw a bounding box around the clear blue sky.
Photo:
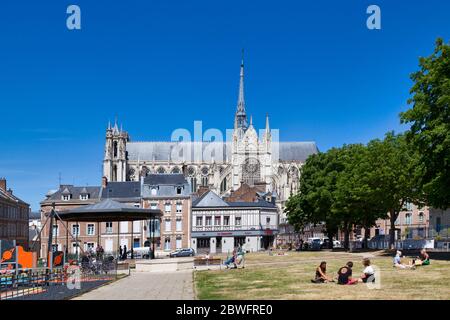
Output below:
[0,0,449,211]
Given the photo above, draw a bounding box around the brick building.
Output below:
[141,174,191,252]
[0,178,30,248]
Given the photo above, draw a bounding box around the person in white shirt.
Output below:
[358,258,375,283]
[394,251,415,269]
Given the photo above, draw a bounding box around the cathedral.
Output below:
[102,57,319,219]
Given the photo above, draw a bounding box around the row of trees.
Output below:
[286,38,450,249]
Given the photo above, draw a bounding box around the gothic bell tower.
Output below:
[103,119,129,182]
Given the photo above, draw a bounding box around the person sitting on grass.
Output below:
[413,249,430,266]
[337,261,358,285]
[358,258,376,283]
[394,251,415,269]
[311,261,334,283]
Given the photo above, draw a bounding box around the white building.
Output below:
[190,191,278,254]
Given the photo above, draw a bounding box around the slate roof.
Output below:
[29,211,41,220]
[126,141,318,163]
[43,185,101,202]
[276,142,319,162]
[58,199,161,222]
[100,181,141,200]
[193,190,276,209]
[192,190,229,207]
[144,174,187,186]
[0,188,29,205]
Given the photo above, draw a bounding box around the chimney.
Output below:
[102,176,108,188]
[0,178,6,191]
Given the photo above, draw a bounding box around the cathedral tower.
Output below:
[103,119,129,182]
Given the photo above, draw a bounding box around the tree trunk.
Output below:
[363,226,370,249]
[343,223,350,250]
[389,210,397,249]
[327,231,334,249]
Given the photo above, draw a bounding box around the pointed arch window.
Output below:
[113,141,118,158]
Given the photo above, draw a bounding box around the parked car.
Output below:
[169,248,195,258]
[309,238,322,251]
[333,240,342,248]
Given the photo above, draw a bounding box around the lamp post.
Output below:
[151,218,156,259]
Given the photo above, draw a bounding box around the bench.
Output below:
[193,258,222,270]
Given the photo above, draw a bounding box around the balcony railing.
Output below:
[193,225,262,232]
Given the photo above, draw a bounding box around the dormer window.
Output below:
[80,194,89,200]
[62,194,71,201]
[176,186,182,195]
[151,188,157,196]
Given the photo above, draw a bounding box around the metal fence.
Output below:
[0,258,120,300]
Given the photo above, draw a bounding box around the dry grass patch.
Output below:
[195,251,450,300]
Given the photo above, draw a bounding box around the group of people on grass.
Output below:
[312,249,431,284]
[312,258,375,284]
[393,249,430,269]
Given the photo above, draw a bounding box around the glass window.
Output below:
[72,224,80,236]
[80,194,89,200]
[164,238,171,250]
[223,216,230,226]
[165,219,171,232]
[106,222,113,234]
[176,202,182,213]
[196,216,203,226]
[87,224,95,236]
[176,219,182,231]
[205,216,212,226]
[150,203,158,210]
[418,212,424,223]
[176,238,182,249]
[405,214,412,225]
[236,217,241,226]
[214,216,221,226]
[165,203,171,213]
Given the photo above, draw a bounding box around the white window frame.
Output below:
[80,194,89,200]
[165,219,171,232]
[87,223,95,236]
[72,224,80,236]
[106,222,113,234]
[176,219,182,232]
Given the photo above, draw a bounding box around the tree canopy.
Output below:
[401,38,450,209]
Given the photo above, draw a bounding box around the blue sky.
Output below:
[0,0,449,210]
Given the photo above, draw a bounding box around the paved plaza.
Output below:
[73,269,194,300]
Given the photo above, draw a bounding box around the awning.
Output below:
[57,199,162,222]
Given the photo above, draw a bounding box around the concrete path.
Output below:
[73,269,195,300]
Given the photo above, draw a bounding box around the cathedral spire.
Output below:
[113,116,119,134]
[234,49,248,131]
[265,113,270,132]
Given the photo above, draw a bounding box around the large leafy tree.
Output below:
[285,148,345,248]
[333,144,385,249]
[400,38,450,209]
[365,132,422,248]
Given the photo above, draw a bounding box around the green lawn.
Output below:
[194,251,450,300]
